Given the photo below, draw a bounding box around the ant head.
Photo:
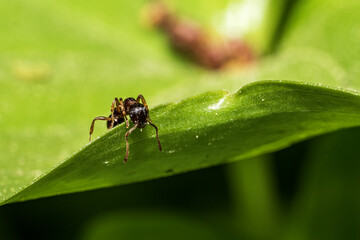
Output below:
[129,103,148,128]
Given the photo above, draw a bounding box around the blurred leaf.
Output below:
[254,0,360,89]
[285,128,360,240]
[80,210,223,240]
[2,81,360,205]
[228,155,280,240]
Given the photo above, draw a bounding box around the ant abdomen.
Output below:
[106,108,124,129]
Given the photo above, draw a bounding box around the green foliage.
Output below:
[0,0,285,204]
[80,210,223,240]
[1,1,360,239]
[2,81,360,205]
[1,0,360,239]
[284,128,360,239]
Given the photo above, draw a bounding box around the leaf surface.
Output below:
[2,81,360,205]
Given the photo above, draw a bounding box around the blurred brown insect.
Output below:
[143,1,254,69]
[89,94,162,163]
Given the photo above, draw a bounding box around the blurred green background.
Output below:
[1,0,360,239]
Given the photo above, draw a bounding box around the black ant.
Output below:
[89,94,162,163]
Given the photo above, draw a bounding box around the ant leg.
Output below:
[112,98,128,128]
[119,98,129,128]
[124,123,138,163]
[148,121,162,151]
[136,94,149,112]
[110,99,118,129]
[114,98,121,113]
[137,94,153,121]
[89,116,111,142]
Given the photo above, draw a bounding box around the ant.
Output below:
[89,94,162,163]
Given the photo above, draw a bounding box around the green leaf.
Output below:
[80,210,224,240]
[2,81,360,205]
[253,0,360,89]
[1,0,360,206]
[285,128,360,239]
